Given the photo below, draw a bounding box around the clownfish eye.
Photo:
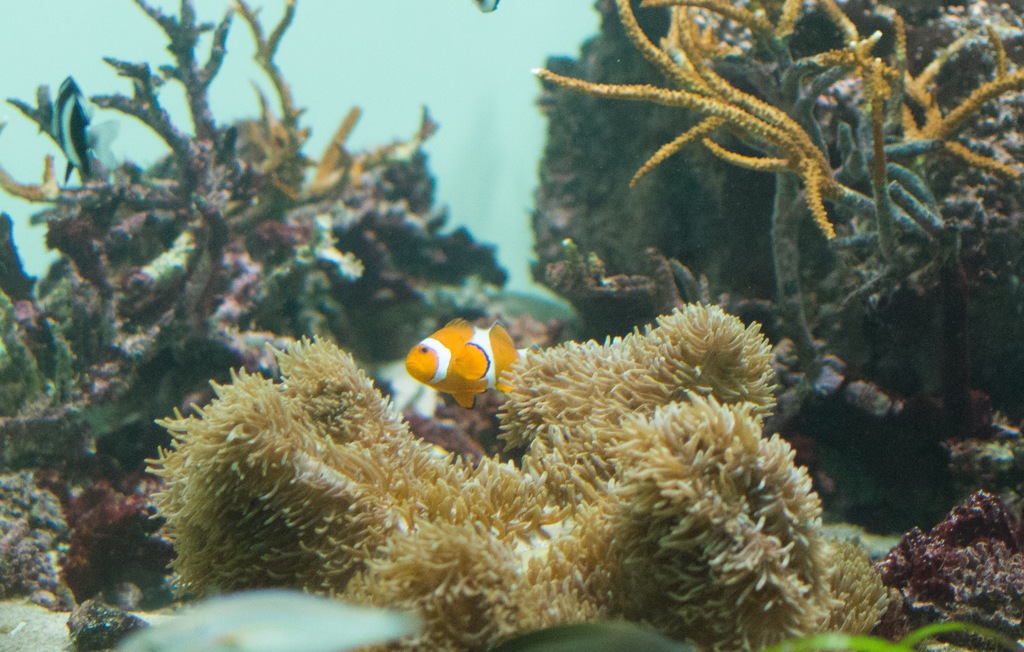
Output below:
[418,346,429,354]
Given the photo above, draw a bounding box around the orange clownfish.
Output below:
[405,319,520,408]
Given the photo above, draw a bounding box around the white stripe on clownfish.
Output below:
[467,325,497,388]
[405,318,520,408]
[420,337,451,385]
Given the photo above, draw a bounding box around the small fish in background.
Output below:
[474,0,500,12]
[406,318,520,408]
[52,77,91,183]
[52,76,119,183]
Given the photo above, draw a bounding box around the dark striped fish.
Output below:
[52,76,91,183]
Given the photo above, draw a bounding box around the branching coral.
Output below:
[535,0,1024,364]
[539,1,843,239]
[0,0,503,464]
[539,0,1024,240]
[152,304,887,650]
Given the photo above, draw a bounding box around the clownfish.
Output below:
[405,319,519,408]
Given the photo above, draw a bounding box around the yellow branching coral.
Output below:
[536,0,1024,241]
[535,0,843,238]
[901,27,1024,177]
[153,306,888,650]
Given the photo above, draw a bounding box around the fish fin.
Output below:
[63,161,74,184]
[488,323,520,388]
[451,392,477,409]
[442,317,474,331]
[437,318,476,346]
[87,120,120,171]
[454,342,489,380]
[489,323,516,353]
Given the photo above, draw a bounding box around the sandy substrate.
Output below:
[0,601,71,652]
[0,600,170,652]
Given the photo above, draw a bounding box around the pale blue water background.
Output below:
[0,1,597,293]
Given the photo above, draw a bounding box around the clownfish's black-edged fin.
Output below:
[464,342,492,380]
[488,322,515,347]
[443,317,473,329]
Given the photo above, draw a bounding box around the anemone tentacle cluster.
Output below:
[152,303,886,650]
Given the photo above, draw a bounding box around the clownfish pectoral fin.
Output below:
[451,392,477,409]
[495,381,513,394]
[455,340,490,381]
